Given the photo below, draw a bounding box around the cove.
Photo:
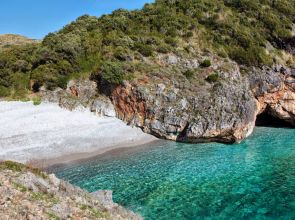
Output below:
[51,127,295,219]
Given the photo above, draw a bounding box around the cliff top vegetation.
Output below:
[0,0,295,98]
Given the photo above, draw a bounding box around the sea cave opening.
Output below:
[255,111,292,128]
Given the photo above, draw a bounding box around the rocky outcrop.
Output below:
[40,79,117,117]
[106,55,294,143]
[0,161,141,220]
[249,66,295,126]
[107,55,259,143]
[39,54,294,144]
[90,96,116,117]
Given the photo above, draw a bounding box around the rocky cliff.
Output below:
[40,52,294,144]
[107,56,294,143]
[0,161,141,220]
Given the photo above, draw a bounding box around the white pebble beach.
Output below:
[0,101,157,166]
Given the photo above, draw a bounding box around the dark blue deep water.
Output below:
[52,127,295,219]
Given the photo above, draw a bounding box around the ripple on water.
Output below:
[53,127,295,220]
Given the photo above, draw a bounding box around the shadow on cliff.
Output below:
[256,111,293,128]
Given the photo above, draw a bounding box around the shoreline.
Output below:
[0,101,157,167]
[42,139,162,170]
[44,139,163,171]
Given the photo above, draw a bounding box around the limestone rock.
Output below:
[250,66,295,125]
[38,53,294,144]
[91,190,114,208]
[67,79,97,103]
[108,55,294,143]
[0,161,142,220]
[90,97,116,117]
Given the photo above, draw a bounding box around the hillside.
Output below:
[0,34,38,51]
[0,161,141,219]
[0,0,295,97]
[0,0,294,143]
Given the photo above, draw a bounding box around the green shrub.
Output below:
[200,59,212,68]
[101,61,132,84]
[20,97,30,102]
[184,31,194,38]
[134,43,153,57]
[206,72,219,83]
[0,161,25,172]
[30,64,60,90]
[164,37,177,47]
[33,96,42,106]
[217,49,228,58]
[11,88,28,100]
[0,85,10,97]
[183,69,194,79]
[229,45,271,66]
[114,46,131,61]
[157,43,171,53]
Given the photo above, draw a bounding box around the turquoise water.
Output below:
[52,127,295,219]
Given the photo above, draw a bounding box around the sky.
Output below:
[0,0,154,39]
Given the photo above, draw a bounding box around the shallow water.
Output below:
[53,127,295,219]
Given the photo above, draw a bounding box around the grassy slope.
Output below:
[0,34,38,50]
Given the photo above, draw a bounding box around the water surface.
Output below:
[52,127,295,219]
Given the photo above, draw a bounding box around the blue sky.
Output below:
[0,0,154,39]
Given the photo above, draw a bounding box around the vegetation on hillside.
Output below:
[0,0,295,98]
[0,34,38,51]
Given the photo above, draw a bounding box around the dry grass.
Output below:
[0,34,38,50]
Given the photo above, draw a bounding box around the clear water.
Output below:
[52,127,295,219]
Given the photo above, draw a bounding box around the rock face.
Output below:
[0,161,142,220]
[249,66,295,126]
[40,79,117,117]
[39,54,294,144]
[90,96,116,117]
[106,54,295,143]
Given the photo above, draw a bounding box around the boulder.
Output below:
[90,97,116,117]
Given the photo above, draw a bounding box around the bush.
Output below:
[206,72,219,83]
[101,61,132,84]
[33,96,42,106]
[184,31,194,38]
[183,69,194,79]
[113,46,131,61]
[0,85,10,97]
[228,45,271,66]
[30,64,60,90]
[164,37,178,47]
[200,59,212,68]
[157,43,171,53]
[0,0,294,93]
[134,43,153,57]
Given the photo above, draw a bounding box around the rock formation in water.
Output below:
[109,63,294,143]
[0,161,141,220]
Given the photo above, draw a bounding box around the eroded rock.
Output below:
[0,161,142,220]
